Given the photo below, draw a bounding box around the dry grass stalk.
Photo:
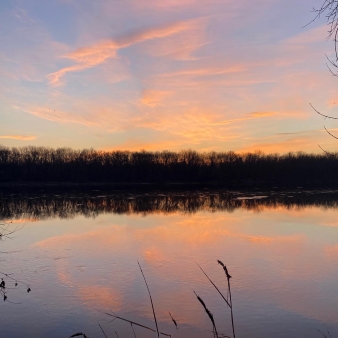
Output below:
[193,291,219,338]
[137,261,160,338]
[131,323,137,338]
[105,312,171,337]
[317,329,332,338]
[69,333,88,338]
[217,260,235,338]
[196,263,231,308]
[98,324,108,338]
[168,312,178,329]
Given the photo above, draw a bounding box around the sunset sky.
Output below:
[1,0,338,153]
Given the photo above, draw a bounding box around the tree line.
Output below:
[0,145,337,184]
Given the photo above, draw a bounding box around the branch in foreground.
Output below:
[310,103,338,120]
[324,125,338,139]
[318,144,336,156]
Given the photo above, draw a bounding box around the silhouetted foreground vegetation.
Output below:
[73,260,236,338]
[0,222,31,303]
[1,146,338,186]
[1,190,338,221]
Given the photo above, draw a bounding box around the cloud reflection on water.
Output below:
[1,191,338,337]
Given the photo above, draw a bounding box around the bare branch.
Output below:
[310,103,338,120]
[318,144,336,156]
[324,125,338,139]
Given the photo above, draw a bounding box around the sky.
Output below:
[1,0,338,153]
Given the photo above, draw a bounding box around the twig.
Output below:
[0,271,30,287]
[318,144,335,156]
[310,103,338,120]
[324,125,338,139]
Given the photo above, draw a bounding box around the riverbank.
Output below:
[1,179,338,192]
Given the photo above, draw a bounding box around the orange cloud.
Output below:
[129,109,275,144]
[209,111,276,126]
[29,205,338,327]
[0,135,37,140]
[156,66,246,78]
[143,246,166,264]
[48,18,205,86]
[25,107,98,126]
[141,90,172,107]
[106,139,190,152]
[78,285,123,310]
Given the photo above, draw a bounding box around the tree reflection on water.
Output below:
[1,189,338,221]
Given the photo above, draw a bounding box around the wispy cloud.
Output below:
[140,90,172,107]
[155,66,246,78]
[0,135,37,140]
[209,111,276,126]
[24,107,98,127]
[237,136,323,154]
[47,18,206,86]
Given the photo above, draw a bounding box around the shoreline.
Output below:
[1,179,338,192]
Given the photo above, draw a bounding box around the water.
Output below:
[0,190,338,338]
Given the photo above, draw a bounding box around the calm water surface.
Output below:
[0,190,338,338]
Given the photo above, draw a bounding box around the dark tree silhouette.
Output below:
[1,146,338,185]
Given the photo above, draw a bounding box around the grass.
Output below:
[69,258,332,338]
[73,259,236,338]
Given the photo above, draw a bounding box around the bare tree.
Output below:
[310,1,338,66]
[308,1,338,146]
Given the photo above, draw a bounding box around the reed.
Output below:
[196,263,231,308]
[137,261,160,338]
[69,333,88,338]
[317,329,332,338]
[105,312,171,337]
[168,312,178,330]
[217,260,236,338]
[194,290,219,338]
[98,324,108,338]
[131,323,137,338]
